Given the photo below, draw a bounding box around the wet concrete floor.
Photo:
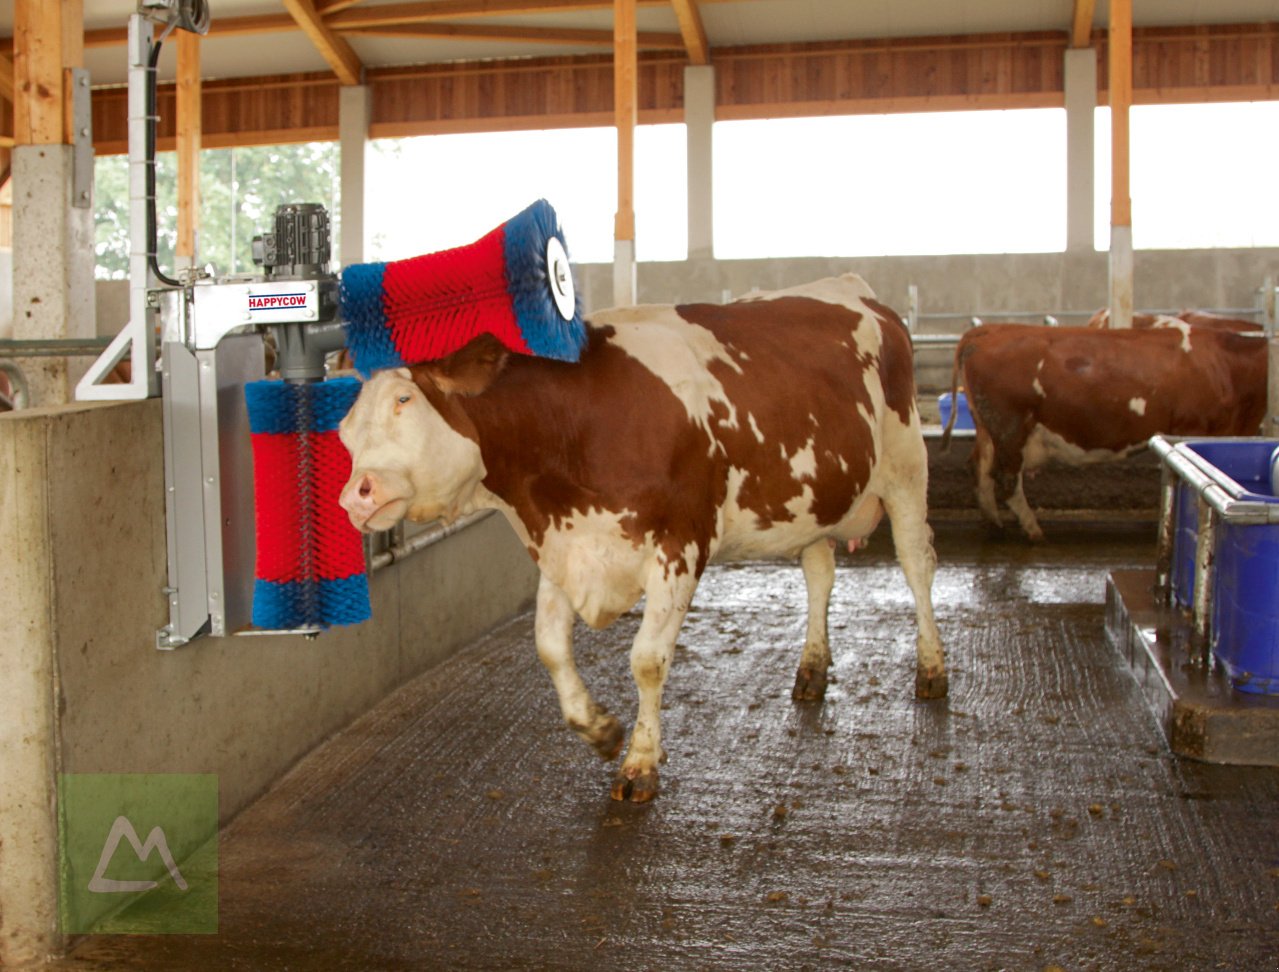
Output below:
[60,522,1279,971]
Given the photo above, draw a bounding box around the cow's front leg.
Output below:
[792,539,835,701]
[534,574,624,760]
[612,568,697,803]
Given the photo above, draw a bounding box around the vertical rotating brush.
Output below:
[245,377,370,630]
[340,198,586,375]
[245,203,370,630]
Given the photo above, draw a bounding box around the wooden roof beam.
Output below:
[1071,0,1097,48]
[325,0,726,29]
[0,51,13,102]
[316,0,367,14]
[85,14,298,49]
[283,0,363,85]
[669,0,708,64]
[337,21,686,50]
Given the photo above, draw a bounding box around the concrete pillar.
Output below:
[1108,0,1134,328]
[11,145,96,405]
[613,0,638,307]
[1064,48,1096,252]
[339,85,371,267]
[0,417,62,968]
[11,0,94,406]
[613,240,637,308]
[685,64,715,260]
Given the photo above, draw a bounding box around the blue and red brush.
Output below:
[246,376,370,630]
[340,198,586,375]
[248,198,581,631]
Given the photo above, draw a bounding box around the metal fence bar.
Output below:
[0,338,113,358]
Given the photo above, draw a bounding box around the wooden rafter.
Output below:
[325,0,711,29]
[282,0,363,85]
[1071,0,1097,49]
[669,0,708,64]
[85,15,298,49]
[176,30,201,262]
[316,0,367,14]
[0,52,12,102]
[338,21,685,50]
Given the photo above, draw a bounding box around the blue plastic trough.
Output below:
[1155,436,1279,696]
[939,391,975,431]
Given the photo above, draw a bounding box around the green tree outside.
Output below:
[93,142,341,280]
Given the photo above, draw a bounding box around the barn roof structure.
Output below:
[2,1,1278,152]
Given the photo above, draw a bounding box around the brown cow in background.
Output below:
[942,322,1267,540]
[1087,307,1263,332]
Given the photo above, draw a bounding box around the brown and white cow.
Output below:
[1087,307,1263,333]
[941,322,1268,540]
[338,274,946,802]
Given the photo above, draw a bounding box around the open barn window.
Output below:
[1093,101,1279,251]
[93,142,341,280]
[366,125,687,264]
[713,110,1067,258]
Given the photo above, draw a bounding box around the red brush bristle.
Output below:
[252,433,303,582]
[311,430,366,581]
[380,223,531,361]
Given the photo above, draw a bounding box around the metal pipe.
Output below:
[369,510,496,572]
[1152,436,1279,524]
[0,338,112,358]
[1153,464,1176,602]
[1192,497,1216,656]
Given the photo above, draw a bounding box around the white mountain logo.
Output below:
[88,816,189,893]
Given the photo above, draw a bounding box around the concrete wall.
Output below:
[0,399,539,967]
[576,248,1279,316]
[94,279,128,338]
[576,247,1279,390]
[0,250,12,339]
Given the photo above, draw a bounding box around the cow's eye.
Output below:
[397,395,411,404]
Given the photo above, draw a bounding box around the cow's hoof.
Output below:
[791,665,828,702]
[569,711,626,761]
[610,767,659,803]
[915,667,949,700]
[592,718,626,761]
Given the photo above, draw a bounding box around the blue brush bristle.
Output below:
[341,261,402,376]
[504,199,586,362]
[245,379,296,435]
[311,376,362,432]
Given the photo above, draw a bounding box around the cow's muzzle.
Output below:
[339,470,411,533]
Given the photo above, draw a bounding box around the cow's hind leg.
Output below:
[1004,469,1045,542]
[882,427,947,700]
[973,428,1004,529]
[535,574,624,760]
[612,566,698,803]
[792,539,835,701]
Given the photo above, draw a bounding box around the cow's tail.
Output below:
[939,338,963,452]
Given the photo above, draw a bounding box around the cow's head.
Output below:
[337,365,488,533]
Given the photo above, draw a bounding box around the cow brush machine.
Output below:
[76,2,587,648]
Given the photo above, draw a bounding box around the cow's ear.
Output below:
[420,334,510,397]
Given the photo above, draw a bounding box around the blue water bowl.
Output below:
[1170,439,1279,695]
[939,391,974,431]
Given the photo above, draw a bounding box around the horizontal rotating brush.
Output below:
[340,198,586,374]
